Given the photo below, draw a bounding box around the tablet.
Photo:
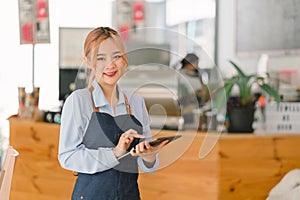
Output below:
[117,135,182,160]
[149,135,182,147]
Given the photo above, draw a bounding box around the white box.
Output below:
[265,102,300,133]
[265,122,300,133]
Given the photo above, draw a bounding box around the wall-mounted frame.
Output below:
[59,27,93,68]
[236,0,300,57]
[18,0,50,44]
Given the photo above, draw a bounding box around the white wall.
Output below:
[217,0,300,78]
[0,0,113,139]
[0,0,112,112]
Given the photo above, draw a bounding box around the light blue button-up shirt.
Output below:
[58,79,159,174]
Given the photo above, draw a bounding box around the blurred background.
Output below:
[1,0,300,141]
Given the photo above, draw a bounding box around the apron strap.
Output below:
[124,95,132,115]
[89,86,99,112]
[89,86,132,114]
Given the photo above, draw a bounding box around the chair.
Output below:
[267,169,300,200]
[0,146,19,200]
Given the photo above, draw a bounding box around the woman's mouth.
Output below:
[103,71,117,77]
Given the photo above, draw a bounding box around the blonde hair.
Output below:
[83,27,128,86]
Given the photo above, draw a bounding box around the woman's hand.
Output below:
[130,140,169,163]
[113,129,145,158]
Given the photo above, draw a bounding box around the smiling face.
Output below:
[94,38,127,87]
[83,27,128,88]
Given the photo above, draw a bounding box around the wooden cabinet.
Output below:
[139,133,300,200]
[218,134,300,200]
[138,131,219,200]
[9,117,76,200]
[8,117,300,199]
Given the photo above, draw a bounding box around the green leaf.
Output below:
[212,59,281,113]
[229,60,246,77]
[260,84,281,104]
[213,81,234,112]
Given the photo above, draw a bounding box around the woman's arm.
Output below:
[58,91,120,174]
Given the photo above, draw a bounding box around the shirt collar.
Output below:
[91,79,126,108]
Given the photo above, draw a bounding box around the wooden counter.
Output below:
[9,117,76,200]
[218,134,300,200]
[139,131,300,200]
[138,130,219,200]
[8,117,300,199]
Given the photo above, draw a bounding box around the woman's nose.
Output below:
[105,58,116,69]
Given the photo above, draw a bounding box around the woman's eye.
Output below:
[113,55,121,60]
[97,57,105,61]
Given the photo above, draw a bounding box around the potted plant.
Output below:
[213,60,281,133]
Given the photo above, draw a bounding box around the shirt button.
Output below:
[80,196,84,199]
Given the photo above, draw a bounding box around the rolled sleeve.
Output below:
[137,154,159,174]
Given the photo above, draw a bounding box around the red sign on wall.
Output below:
[18,0,50,44]
[133,2,144,22]
[116,0,145,42]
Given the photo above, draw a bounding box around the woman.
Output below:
[179,53,201,96]
[180,53,199,76]
[178,53,203,124]
[58,27,167,200]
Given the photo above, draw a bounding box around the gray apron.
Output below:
[71,87,143,200]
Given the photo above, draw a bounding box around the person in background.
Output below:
[178,53,206,124]
[180,53,199,77]
[178,53,204,100]
[58,27,167,200]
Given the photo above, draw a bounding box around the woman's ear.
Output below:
[84,56,93,69]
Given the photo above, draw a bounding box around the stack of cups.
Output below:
[18,87,40,119]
